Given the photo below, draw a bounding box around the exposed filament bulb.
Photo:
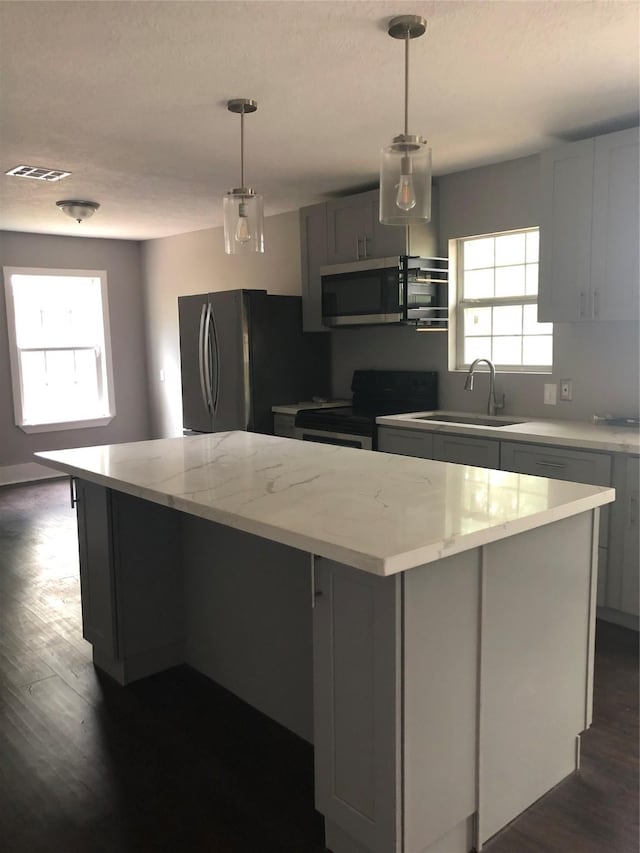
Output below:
[235,202,251,243]
[396,155,416,211]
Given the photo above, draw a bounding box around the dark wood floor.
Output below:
[0,479,637,853]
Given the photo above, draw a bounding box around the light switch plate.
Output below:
[544,383,557,405]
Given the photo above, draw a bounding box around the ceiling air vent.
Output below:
[5,165,71,181]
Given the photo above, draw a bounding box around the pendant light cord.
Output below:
[240,107,245,188]
[404,30,409,136]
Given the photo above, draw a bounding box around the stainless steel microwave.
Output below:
[320,255,447,328]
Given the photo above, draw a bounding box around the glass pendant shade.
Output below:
[380,137,432,226]
[223,190,264,254]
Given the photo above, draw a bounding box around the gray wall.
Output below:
[142,210,303,438]
[331,155,639,421]
[0,231,151,479]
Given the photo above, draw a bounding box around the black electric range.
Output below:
[294,369,438,450]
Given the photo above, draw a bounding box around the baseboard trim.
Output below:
[0,462,63,486]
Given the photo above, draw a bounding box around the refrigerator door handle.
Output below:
[198,303,212,415]
[203,303,215,416]
[209,304,221,415]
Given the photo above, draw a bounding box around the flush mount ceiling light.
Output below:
[379,14,432,226]
[223,98,264,255]
[56,200,100,223]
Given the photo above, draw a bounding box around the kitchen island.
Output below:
[37,432,614,853]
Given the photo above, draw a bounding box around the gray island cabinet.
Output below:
[37,432,614,853]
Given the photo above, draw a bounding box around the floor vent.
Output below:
[5,165,71,181]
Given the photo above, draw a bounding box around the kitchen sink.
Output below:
[412,413,523,427]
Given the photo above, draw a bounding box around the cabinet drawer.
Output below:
[500,442,611,486]
[432,434,500,468]
[501,441,611,546]
[273,413,296,438]
[377,427,433,459]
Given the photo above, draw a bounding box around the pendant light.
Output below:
[379,15,431,226]
[223,98,264,254]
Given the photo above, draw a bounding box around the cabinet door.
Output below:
[590,127,640,321]
[299,202,329,332]
[326,195,370,264]
[273,413,296,438]
[432,434,500,468]
[313,558,401,853]
[377,426,433,458]
[538,138,595,322]
[621,456,639,616]
[75,478,119,656]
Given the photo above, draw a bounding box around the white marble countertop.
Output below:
[272,400,350,415]
[36,432,614,576]
[376,411,640,454]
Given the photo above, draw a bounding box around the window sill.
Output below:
[18,415,114,434]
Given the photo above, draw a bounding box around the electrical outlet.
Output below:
[560,379,573,401]
[544,383,557,405]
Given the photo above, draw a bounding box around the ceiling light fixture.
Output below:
[379,15,431,226]
[56,200,100,223]
[223,98,264,254]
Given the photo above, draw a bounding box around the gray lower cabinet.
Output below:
[377,426,433,458]
[74,478,183,680]
[432,434,500,468]
[621,456,639,616]
[75,478,119,655]
[500,441,612,607]
[273,412,296,438]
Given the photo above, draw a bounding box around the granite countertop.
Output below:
[272,400,350,415]
[37,432,614,577]
[376,411,640,454]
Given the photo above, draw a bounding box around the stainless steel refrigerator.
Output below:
[178,289,331,434]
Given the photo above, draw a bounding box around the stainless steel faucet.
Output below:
[464,358,505,416]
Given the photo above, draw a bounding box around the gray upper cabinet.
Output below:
[325,189,406,264]
[299,186,440,330]
[538,126,639,322]
[299,202,329,333]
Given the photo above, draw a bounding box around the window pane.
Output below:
[464,268,494,299]
[12,275,102,348]
[495,265,526,297]
[525,263,539,295]
[523,335,553,365]
[492,305,522,335]
[457,227,550,373]
[464,237,494,270]
[464,306,492,337]
[526,230,539,262]
[495,233,526,266]
[465,336,492,364]
[492,336,522,365]
[8,270,113,427]
[523,304,553,334]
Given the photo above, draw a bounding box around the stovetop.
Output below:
[294,370,438,437]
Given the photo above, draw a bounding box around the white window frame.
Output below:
[3,266,116,433]
[448,227,553,374]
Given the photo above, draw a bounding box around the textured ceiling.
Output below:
[0,0,638,241]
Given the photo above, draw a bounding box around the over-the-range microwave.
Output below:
[320,255,448,329]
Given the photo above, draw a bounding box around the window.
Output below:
[453,228,553,372]
[3,267,115,433]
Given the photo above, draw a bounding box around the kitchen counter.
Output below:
[36,431,613,576]
[35,433,611,853]
[377,411,640,454]
[272,400,350,415]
